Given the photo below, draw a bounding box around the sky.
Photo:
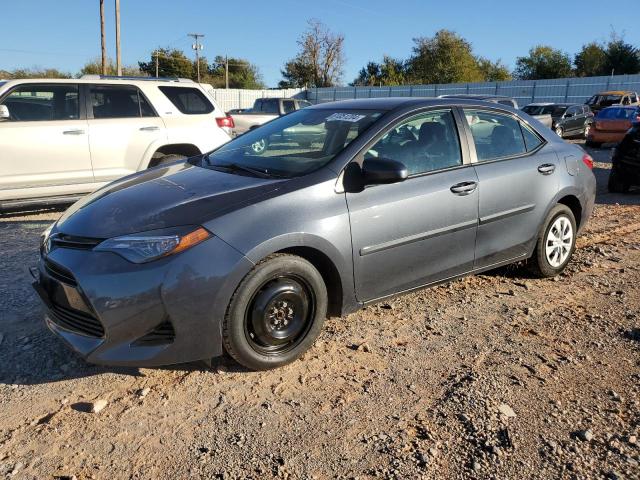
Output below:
[1,0,639,87]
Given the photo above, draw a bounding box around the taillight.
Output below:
[582,153,594,170]
[216,116,235,129]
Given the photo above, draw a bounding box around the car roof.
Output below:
[0,76,198,87]
[439,94,512,100]
[525,102,574,106]
[308,97,518,111]
[596,90,635,95]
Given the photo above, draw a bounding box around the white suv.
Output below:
[0,76,233,210]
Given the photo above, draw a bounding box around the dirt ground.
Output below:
[0,142,639,480]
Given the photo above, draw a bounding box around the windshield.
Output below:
[206,108,384,178]
[588,95,622,107]
[523,105,567,116]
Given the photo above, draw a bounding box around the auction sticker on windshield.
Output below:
[326,113,367,122]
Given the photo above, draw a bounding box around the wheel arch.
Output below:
[557,194,582,229]
[147,144,202,168]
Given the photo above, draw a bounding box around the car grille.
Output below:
[44,259,77,287]
[51,233,102,250]
[49,303,105,338]
[133,321,175,346]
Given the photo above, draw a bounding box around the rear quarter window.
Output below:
[158,86,214,114]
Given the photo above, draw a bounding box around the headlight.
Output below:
[95,226,211,263]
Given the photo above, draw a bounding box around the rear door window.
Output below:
[158,86,214,114]
[1,84,79,121]
[90,85,156,119]
[283,100,296,114]
[464,109,527,161]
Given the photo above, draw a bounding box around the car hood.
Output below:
[55,161,283,239]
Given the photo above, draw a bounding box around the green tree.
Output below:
[205,56,265,89]
[279,19,345,88]
[574,42,607,77]
[514,45,573,80]
[477,58,512,81]
[138,48,194,79]
[604,37,640,75]
[3,67,72,79]
[407,30,485,84]
[79,57,143,77]
[352,56,406,86]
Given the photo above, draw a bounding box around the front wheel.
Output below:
[555,126,564,138]
[222,254,328,370]
[528,204,577,278]
[583,123,591,139]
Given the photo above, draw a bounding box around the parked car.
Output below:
[585,90,639,114]
[0,76,232,211]
[439,94,518,108]
[586,106,640,148]
[231,97,312,135]
[608,119,640,193]
[33,98,595,370]
[522,103,593,138]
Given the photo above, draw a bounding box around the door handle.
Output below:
[450,181,478,196]
[63,129,85,135]
[139,126,160,131]
[538,163,556,175]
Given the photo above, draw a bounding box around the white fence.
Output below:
[201,86,306,112]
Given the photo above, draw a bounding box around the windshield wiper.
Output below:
[209,162,274,179]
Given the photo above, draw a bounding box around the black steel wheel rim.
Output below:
[245,275,315,355]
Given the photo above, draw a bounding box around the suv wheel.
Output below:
[528,204,577,278]
[251,139,268,154]
[583,123,591,139]
[608,168,630,193]
[555,126,564,138]
[222,254,328,370]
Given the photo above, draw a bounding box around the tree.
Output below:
[80,57,142,77]
[205,56,265,89]
[574,42,607,77]
[3,68,72,79]
[514,45,573,80]
[352,56,406,86]
[138,48,194,79]
[604,37,640,75]
[477,58,512,81]
[279,19,345,88]
[407,30,485,84]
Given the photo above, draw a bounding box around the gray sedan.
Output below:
[33,98,596,370]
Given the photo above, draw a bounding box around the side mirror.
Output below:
[362,158,408,185]
[0,105,9,120]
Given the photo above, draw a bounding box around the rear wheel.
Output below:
[555,126,564,138]
[583,123,591,139]
[222,254,327,370]
[528,204,576,278]
[608,168,630,193]
[585,139,601,148]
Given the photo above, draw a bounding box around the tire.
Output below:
[608,169,630,193]
[583,123,592,139]
[155,154,187,166]
[222,254,328,370]
[585,140,601,148]
[555,126,563,138]
[528,204,577,278]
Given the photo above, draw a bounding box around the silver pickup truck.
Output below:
[231,97,312,135]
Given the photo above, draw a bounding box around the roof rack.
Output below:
[80,75,194,83]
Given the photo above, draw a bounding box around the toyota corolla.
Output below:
[33,98,596,370]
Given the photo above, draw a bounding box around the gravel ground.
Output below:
[0,141,639,480]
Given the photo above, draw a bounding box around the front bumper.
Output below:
[33,236,253,367]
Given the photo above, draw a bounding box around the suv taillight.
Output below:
[216,116,235,129]
[582,153,594,170]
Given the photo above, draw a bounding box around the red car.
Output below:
[586,106,640,148]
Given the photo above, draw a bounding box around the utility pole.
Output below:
[189,33,204,82]
[154,50,159,77]
[100,0,107,75]
[225,55,229,89]
[115,0,122,76]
